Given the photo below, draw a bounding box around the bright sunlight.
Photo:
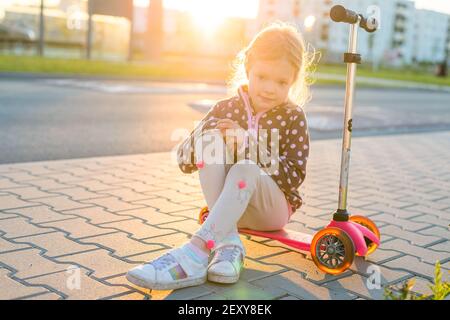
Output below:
[135,0,259,35]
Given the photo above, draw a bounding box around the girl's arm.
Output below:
[177,103,222,174]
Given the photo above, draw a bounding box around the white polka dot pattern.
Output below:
[176,86,310,214]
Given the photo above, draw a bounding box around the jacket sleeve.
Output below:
[250,109,309,194]
[176,103,222,174]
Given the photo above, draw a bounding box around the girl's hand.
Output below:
[215,119,244,136]
[215,119,246,153]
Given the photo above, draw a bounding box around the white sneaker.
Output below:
[126,247,207,290]
[207,245,245,284]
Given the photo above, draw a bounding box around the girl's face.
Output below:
[247,58,297,113]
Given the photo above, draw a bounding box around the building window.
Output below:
[392,40,404,48]
[395,14,406,22]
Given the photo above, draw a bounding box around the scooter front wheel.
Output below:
[349,215,380,256]
[311,227,355,275]
[198,206,209,225]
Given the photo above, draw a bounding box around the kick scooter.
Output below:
[198,5,381,275]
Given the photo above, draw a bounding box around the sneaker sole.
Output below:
[126,272,206,290]
[207,272,240,284]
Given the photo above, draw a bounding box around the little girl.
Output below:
[127,22,314,291]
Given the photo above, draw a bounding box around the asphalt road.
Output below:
[1,76,450,164]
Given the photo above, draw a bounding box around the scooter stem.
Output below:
[334,17,361,221]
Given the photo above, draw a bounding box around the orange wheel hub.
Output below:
[198,206,209,225]
[311,227,355,275]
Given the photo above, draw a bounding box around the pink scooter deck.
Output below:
[238,228,313,252]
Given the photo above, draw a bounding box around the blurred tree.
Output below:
[146,0,163,61]
[38,0,44,56]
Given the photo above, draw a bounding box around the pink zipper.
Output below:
[239,88,294,215]
[238,87,266,140]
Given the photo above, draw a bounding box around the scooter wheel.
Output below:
[349,215,380,256]
[311,227,355,275]
[198,206,209,225]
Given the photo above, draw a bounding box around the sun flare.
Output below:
[164,0,258,34]
[188,2,226,34]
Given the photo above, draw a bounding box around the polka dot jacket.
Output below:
[177,84,310,214]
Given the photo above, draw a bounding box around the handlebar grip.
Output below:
[330,5,379,33]
[330,5,359,24]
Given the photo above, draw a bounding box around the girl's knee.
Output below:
[228,159,261,177]
[194,129,227,165]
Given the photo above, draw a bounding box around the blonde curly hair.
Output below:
[227,21,320,109]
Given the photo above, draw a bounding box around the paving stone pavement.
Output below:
[0,131,449,300]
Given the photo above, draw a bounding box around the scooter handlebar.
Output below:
[330,5,359,24]
[330,5,378,33]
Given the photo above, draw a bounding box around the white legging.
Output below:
[192,129,292,251]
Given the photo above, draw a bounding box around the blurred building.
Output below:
[0,0,131,60]
[315,0,417,67]
[253,0,450,67]
[3,0,449,66]
[256,0,302,25]
[122,0,450,65]
[412,9,450,64]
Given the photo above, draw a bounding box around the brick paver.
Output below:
[1,131,449,299]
